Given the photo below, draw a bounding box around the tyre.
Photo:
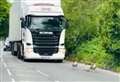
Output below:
[22,56,28,62]
[11,43,13,55]
[11,43,16,56]
[20,44,26,61]
[3,48,7,51]
[17,43,20,59]
[20,45,24,60]
[17,43,23,59]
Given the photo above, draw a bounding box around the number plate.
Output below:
[41,56,50,59]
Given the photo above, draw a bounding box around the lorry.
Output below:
[9,0,68,62]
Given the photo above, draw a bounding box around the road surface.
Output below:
[0,43,119,82]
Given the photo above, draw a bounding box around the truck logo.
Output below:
[39,32,53,35]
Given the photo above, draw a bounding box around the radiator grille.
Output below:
[31,31,61,56]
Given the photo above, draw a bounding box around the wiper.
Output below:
[30,28,40,32]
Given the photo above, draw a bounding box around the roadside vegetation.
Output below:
[0,0,10,37]
[62,0,120,72]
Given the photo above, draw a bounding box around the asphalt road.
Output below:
[0,43,119,82]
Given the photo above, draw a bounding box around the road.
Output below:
[0,43,119,82]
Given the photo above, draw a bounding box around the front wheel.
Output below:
[11,42,17,56]
[17,43,24,59]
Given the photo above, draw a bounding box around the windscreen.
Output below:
[28,16,65,31]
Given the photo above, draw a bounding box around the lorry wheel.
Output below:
[11,43,16,56]
[20,44,24,59]
[11,43,14,55]
[19,45,26,61]
[11,42,17,56]
[17,44,21,59]
[22,56,27,62]
[17,52,21,59]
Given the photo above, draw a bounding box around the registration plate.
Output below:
[41,56,50,59]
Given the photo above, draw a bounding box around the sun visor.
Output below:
[20,0,61,7]
[27,6,64,16]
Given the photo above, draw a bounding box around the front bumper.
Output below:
[24,51,65,60]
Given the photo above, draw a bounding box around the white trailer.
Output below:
[9,0,68,62]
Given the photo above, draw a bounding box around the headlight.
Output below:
[59,48,66,54]
[24,48,32,53]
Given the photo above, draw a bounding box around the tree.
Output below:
[0,0,10,37]
[62,0,120,72]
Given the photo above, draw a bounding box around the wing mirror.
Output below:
[20,17,26,28]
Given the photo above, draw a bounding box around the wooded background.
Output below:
[62,0,120,72]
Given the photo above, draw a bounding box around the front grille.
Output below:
[33,48,58,56]
[31,30,61,56]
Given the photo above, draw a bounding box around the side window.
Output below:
[26,16,31,27]
[20,18,25,28]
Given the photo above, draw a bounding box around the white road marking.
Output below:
[1,58,3,62]
[11,78,15,82]
[37,70,49,77]
[7,69,12,76]
[118,74,120,82]
[3,62,7,68]
[1,51,3,62]
[54,81,60,82]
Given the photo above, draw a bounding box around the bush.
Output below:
[62,0,120,72]
[0,0,10,37]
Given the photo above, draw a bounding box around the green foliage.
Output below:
[0,0,10,37]
[62,0,101,53]
[73,37,114,69]
[62,0,120,72]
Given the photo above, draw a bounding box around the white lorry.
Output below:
[9,0,67,61]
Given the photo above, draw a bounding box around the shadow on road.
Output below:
[23,59,64,63]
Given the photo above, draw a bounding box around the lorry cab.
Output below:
[9,0,68,61]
